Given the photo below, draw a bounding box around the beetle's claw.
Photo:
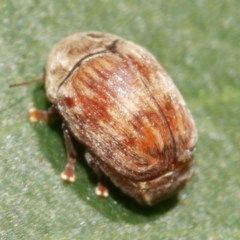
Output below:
[61,167,76,183]
[95,183,109,198]
[29,108,48,122]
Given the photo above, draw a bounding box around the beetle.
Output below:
[29,31,197,206]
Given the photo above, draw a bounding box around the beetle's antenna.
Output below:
[9,79,43,88]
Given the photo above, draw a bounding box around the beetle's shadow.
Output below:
[32,84,179,223]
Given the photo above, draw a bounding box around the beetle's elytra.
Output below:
[30,32,197,206]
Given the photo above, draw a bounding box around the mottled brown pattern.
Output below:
[58,49,181,180]
[44,32,198,205]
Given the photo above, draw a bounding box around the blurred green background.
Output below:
[0,0,239,239]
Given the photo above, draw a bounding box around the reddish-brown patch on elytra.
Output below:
[64,97,76,109]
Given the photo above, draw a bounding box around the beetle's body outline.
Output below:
[31,32,197,206]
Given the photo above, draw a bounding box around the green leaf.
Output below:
[1,1,239,239]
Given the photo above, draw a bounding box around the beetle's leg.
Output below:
[29,106,77,182]
[29,105,59,122]
[60,122,77,183]
[85,151,109,198]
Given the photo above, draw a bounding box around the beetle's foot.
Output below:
[29,108,49,122]
[61,164,76,183]
[95,183,109,198]
[29,105,58,122]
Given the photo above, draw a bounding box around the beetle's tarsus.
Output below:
[95,182,109,198]
[29,108,48,122]
[29,105,58,122]
[61,160,76,182]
